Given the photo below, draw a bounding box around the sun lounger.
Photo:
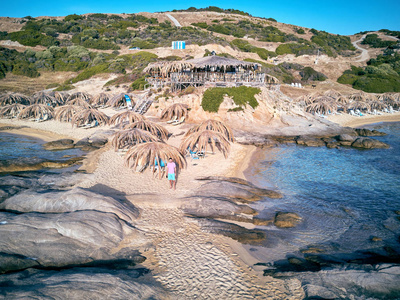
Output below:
[83,120,98,129]
[167,116,178,124]
[172,116,185,126]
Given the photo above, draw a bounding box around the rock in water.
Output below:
[274,211,302,228]
[43,139,75,150]
[351,137,390,149]
[0,187,138,222]
[0,210,148,273]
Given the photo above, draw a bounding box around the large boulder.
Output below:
[274,211,302,228]
[0,187,138,223]
[355,128,387,137]
[351,137,390,149]
[0,210,148,273]
[0,267,165,299]
[43,139,75,150]
[195,176,282,202]
[296,136,326,147]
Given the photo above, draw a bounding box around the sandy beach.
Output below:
[1,110,399,299]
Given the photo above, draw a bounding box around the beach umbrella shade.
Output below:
[111,128,160,150]
[67,92,91,102]
[33,91,62,107]
[71,108,109,127]
[185,119,234,142]
[160,103,189,120]
[295,94,314,106]
[125,142,186,172]
[368,100,388,111]
[305,96,337,114]
[379,93,400,109]
[0,92,32,106]
[109,110,145,126]
[66,98,91,108]
[0,103,26,118]
[54,105,84,122]
[336,95,350,105]
[106,93,135,108]
[180,130,231,158]
[124,120,169,141]
[323,89,342,99]
[49,91,69,104]
[89,93,111,107]
[18,104,54,120]
[346,100,371,112]
[348,92,370,102]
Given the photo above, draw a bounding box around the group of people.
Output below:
[154,158,177,190]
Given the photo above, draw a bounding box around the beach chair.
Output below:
[186,147,200,160]
[153,158,166,179]
[167,116,178,124]
[389,106,395,113]
[83,120,98,129]
[172,116,185,126]
[349,110,358,117]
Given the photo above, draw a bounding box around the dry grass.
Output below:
[0,72,76,94]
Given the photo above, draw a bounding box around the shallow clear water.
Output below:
[247,122,400,261]
[0,132,85,173]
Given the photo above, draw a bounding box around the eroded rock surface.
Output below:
[43,139,75,150]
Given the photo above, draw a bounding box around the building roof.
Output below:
[186,55,255,68]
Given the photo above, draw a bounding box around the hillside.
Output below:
[0,7,399,95]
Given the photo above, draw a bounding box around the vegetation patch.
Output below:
[361,34,397,48]
[201,86,261,112]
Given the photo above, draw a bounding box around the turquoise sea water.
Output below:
[246,122,400,262]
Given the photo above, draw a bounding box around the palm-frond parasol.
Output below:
[66,98,91,108]
[368,100,387,111]
[378,93,399,109]
[347,100,371,112]
[111,128,160,150]
[106,93,135,108]
[18,104,54,120]
[295,94,314,106]
[323,89,342,99]
[49,91,69,104]
[184,119,234,142]
[180,130,231,158]
[305,96,337,114]
[90,93,111,107]
[71,108,109,127]
[54,105,84,122]
[124,120,169,140]
[109,110,145,126]
[0,103,26,118]
[0,92,32,106]
[125,142,186,172]
[160,103,189,120]
[33,91,62,107]
[67,92,91,102]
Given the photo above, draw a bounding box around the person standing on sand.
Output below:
[166,157,177,190]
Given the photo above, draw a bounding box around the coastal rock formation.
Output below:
[0,187,139,222]
[43,138,75,150]
[0,267,165,299]
[351,137,390,149]
[0,156,84,173]
[296,136,326,147]
[274,211,302,228]
[355,128,387,137]
[0,210,147,273]
[195,176,283,202]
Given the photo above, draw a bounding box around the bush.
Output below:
[361,34,397,48]
[131,75,147,90]
[65,14,83,22]
[201,86,261,112]
[7,30,58,47]
[12,62,40,77]
[300,67,327,81]
[70,63,109,83]
[82,38,120,50]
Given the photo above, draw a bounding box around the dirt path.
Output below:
[352,34,369,62]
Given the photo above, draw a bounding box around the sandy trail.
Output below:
[352,34,369,62]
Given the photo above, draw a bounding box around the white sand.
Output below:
[327,111,400,128]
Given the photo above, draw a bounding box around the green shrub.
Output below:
[55,83,74,91]
[192,22,208,29]
[82,38,120,50]
[361,34,397,48]
[70,63,109,83]
[337,73,358,85]
[201,86,261,112]
[131,75,147,90]
[7,30,58,47]
[12,62,40,77]
[300,67,327,81]
[251,47,276,59]
[65,14,83,21]
[353,76,400,93]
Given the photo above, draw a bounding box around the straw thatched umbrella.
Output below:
[67,92,91,102]
[66,98,91,108]
[0,92,32,106]
[368,100,387,111]
[160,103,189,120]
[109,111,145,126]
[125,142,186,172]
[71,108,109,127]
[90,93,111,107]
[111,128,160,150]
[54,105,84,122]
[185,119,234,142]
[346,100,371,112]
[305,96,337,115]
[378,93,399,109]
[323,89,342,99]
[106,93,134,108]
[0,103,26,118]
[124,120,169,141]
[49,91,69,104]
[337,95,350,105]
[33,91,62,107]
[18,104,54,120]
[295,94,314,106]
[265,74,280,85]
[180,130,231,158]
